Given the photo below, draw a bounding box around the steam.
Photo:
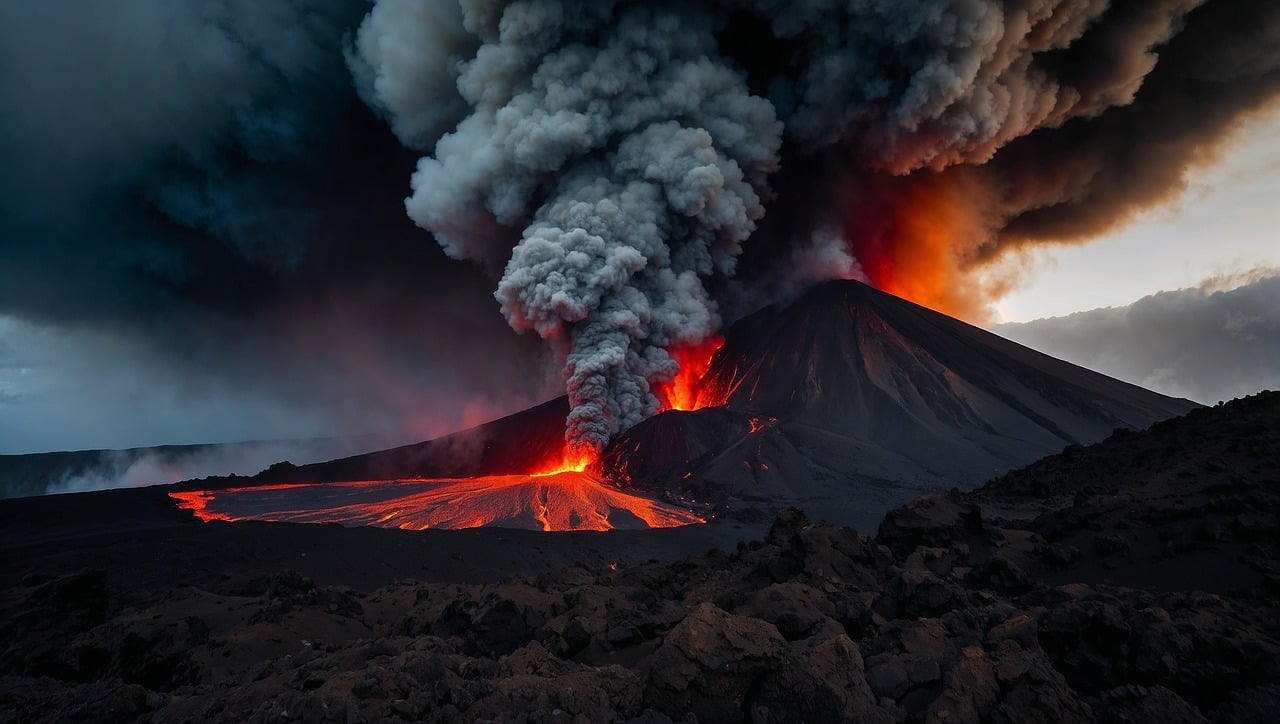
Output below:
[39,439,383,498]
[351,0,1279,453]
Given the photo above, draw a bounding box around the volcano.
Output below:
[178,281,1198,531]
[602,281,1198,526]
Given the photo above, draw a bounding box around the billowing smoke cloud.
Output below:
[402,4,782,454]
[351,0,1280,454]
[3,1,1278,461]
[996,270,1280,404]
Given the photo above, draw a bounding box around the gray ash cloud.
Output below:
[2,1,1278,455]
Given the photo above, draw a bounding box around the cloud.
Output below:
[354,0,1280,450]
[995,270,1280,404]
[3,0,1279,459]
[0,2,559,453]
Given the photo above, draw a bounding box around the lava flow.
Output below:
[169,347,739,533]
[656,336,727,411]
[169,445,703,532]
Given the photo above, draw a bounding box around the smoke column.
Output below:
[354,2,782,456]
[349,0,1280,455]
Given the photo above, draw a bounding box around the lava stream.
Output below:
[169,468,703,532]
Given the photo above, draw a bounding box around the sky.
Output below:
[1,0,1278,456]
[993,109,1280,322]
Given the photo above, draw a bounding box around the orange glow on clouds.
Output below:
[843,170,998,322]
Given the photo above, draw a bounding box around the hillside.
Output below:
[1,392,1274,722]
[603,281,1200,527]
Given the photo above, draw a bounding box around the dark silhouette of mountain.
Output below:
[0,436,391,500]
[211,280,1201,531]
[600,281,1199,526]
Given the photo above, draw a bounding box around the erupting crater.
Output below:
[657,336,729,412]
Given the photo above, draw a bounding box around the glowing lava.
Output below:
[169,468,703,532]
[170,336,742,533]
[657,336,726,411]
[532,445,595,476]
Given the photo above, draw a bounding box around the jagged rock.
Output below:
[864,618,957,702]
[734,582,834,640]
[1037,597,1133,693]
[754,634,892,723]
[925,646,1000,723]
[986,613,1038,650]
[643,602,788,722]
[0,570,110,680]
[435,585,563,656]
[968,552,1037,596]
[984,647,1093,724]
[879,494,985,558]
[1093,684,1209,723]
[1214,683,1280,722]
[876,569,964,619]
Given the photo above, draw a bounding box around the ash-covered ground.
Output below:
[1,391,1276,723]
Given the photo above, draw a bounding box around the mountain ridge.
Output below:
[206,280,1200,531]
[599,280,1198,527]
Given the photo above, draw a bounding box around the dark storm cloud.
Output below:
[3,1,1279,458]
[0,1,558,452]
[981,0,1280,254]
[996,271,1280,404]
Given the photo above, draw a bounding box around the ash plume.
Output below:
[382,3,783,453]
[352,0,1280,454]
[2,1,1277,459]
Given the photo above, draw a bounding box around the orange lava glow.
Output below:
[167,429,711,533]
[843,170,994,322]
[166,475,706,534]
[531,445,595,476]
[168,471,704,532]
[170,489,235,523]
[657,336,726,411]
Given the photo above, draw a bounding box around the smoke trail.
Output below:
[347,0,1280,451]
[357,3,781,454]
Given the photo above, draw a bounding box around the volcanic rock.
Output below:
[643,602,789,721]
[1,393,1277,723]
[603,280,1199,528]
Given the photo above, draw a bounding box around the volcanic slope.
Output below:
[211,280,1198,532]
[238,397,572,487]
[602,280,1199,528]
[4,394,1277,723]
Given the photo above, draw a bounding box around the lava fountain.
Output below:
[656,336,728,412]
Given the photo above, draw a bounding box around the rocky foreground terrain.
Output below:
[2,391,1277,723]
